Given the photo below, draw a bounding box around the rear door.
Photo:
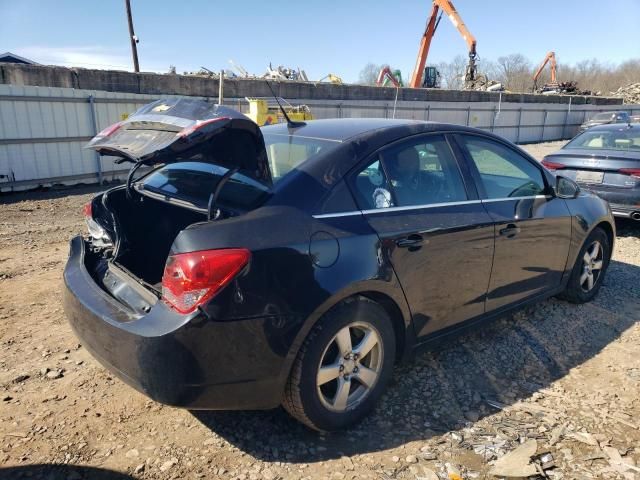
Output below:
[348,134,495,338]
[455,134,572,311]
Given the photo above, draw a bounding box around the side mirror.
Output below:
[555,176,580,199]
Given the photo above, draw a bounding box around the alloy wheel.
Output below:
[316,322,384,412]
[580,240,604,292]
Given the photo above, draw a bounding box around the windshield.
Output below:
[139,162,269,211]
[565,128,640,151]
[262,133,340,182]
[590,112,615,122]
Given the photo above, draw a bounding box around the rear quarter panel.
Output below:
[171,205,412,391]
[562,192,615,276]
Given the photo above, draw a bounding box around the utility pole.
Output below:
[125,0,140,72]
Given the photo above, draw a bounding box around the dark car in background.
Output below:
[64,98,615,431]
[578,110,630,133]
[543,123,640,220]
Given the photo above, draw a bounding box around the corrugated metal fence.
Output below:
[1,84,639,191]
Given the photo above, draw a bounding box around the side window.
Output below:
[351,135,468,209]
[460,136,546,199]
[352,158,393,210]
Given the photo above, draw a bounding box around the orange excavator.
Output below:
[532,51,559,92]
[409,0,484,89]
[532,51,580,94]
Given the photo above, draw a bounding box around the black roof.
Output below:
[261,118,431,142]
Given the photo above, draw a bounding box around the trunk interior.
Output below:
[104,188,207,287]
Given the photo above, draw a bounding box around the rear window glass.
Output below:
[262,133,340,182]
[591,112,615,121]
[139,162,269,211]
[565,129,640,151]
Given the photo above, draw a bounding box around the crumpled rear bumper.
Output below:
[63,236,286,410]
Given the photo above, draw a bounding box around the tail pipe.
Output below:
[631,211,640,221]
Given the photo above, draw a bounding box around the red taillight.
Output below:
[82,201,92,218]
[176,117,229,139]
[619,168,640,179]
[541,159,566,171]
[96,122,122,138]
[161,249,250,314]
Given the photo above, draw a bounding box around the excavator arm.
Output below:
[409,0,478,88]
[533,51,557,89]
[377,66,403,88]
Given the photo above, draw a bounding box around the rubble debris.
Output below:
[548,423,566,446]
[263,63,308,82]
[536,452,555,470]
[568,432,598,446]
[45,369,63,380]
[473,438,509,461]
[420,468,440,480]
[446,463,463,480]
[489,439,538,478]
[611,83,640,104]
[11,374,29,383]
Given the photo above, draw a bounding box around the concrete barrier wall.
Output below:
[1,84,638,192]
[0,63,624,106]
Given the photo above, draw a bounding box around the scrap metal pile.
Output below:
[612,83,640,104]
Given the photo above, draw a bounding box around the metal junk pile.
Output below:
[612,83,640,104]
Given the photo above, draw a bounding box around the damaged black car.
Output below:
[64,98,615,431]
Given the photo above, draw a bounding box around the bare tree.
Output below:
[358,63,386,85]
[361,55,640,94]
[436,55,467,89]
[495,54,532,92]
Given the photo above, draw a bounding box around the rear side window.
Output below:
[351,135,468,209]
[262,133,340,182]
[565,129,640,151]
[459,136,545,199]
[140,162,269,210]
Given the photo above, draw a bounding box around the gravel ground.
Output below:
[1,142,639,480]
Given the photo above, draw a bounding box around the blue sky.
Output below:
[1,0,639,82]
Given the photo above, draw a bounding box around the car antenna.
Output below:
[264,81,306,128]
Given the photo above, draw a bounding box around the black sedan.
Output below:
[542,123,640,220]
[64,98,614,431]
[578,110,630,133]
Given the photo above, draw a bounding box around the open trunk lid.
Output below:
[86,98,272,187]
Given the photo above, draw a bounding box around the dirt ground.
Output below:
[1,142,639,480]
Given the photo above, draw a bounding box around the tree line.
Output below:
[359,56,640,94]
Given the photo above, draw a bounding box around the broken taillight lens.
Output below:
[82,201,92,218]
[83,200,112,247]
[161,249,251,314]
[541,159,566,171]
[95,122,123,138]
[619,168,640,179]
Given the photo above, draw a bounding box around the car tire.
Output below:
[282,296,396,432]
[559,227,611,304]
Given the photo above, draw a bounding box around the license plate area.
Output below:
[575,170,604,184]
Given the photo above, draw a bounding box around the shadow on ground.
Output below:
[615,217,640,237]
[0,182,117,205]
[193,258,640,463]
[0,464,135,480]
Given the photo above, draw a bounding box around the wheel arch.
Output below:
[357,291,408,363]
[593,220,615,253]
[277,283,414,394]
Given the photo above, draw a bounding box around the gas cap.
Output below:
[309,231,339,268]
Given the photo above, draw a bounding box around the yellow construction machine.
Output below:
[245,97,314,126]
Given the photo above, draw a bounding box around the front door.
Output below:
[349,134,495,338]
[455,134,572,311]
